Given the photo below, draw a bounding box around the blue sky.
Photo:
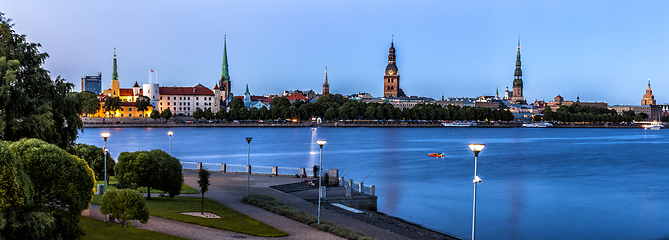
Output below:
[3,0,668,105]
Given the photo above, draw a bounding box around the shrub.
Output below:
[99,189,150,227]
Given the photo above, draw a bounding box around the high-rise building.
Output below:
[512,37,524,103]
[642,79,656,105]
[322,67,330,95]
[384,40,401,98]
[219,36,231,101]
[81,72,102,94]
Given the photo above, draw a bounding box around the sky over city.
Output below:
[3,0,668,105]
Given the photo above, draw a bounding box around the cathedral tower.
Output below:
[219,36,231,100]
[642,79,656,105]
[111,48,120,97]
[322,67,330,95]
[384,39,400,98]
[512,37,524,103]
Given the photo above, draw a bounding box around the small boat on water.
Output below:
[642,121,664,129]
[441,121,478,127]
[522,122,553,128]
[428,152,445,158]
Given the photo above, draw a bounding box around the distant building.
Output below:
[641,79,656,105]
[543,95,608,110]
[511,37,525,104]
[383,39,405,98]
[81,72,102,94]
[218,36,232,101]
[387,96,434,109]
[610,105,662,121]
[434,97,476,108]
[158,84,216,116]
[322,67,330,95]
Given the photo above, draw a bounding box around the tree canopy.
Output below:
[0,14,85,150]
[99,189,149,227]
[2,138,95,239]
[134,95,151,117]
[72,143,115,181]
[115,149,183,199]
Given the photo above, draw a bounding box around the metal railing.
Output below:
[201,163,221,171]
[181,162,198,170]
[225,164,246,173]
[277,167,301,176]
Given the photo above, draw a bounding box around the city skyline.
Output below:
[3,0,669,105]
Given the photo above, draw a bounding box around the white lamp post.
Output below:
[316,139,327,224]
[168,131,173,155]
[246,137,252,196]
[100,132,110,223]
[468,143,485,240]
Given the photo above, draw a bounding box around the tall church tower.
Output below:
[111,48,120,97]
[642,79,656,105]
[322,67,330,95]
[384,39,400,98]
[512,37,524,103]
[219,36,231,100]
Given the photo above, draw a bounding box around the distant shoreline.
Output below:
[82,120,650,128]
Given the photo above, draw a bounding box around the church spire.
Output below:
[322,67,330,95]
[220,35,230,82]
[245,82,250,95]
[112,47,118,81]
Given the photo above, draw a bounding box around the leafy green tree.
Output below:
[229,98,244,110]
[193,107,204,120]
[0,140,32,215]
[259,106,269,120]
[150,109,160,122]
[99,189,149,227]
[270,97,291,109]
[161,108,172,122]
[134,95,151,117]
[215,107,227,120]
[72,143,115,182]
[634,113,647,122]
[115,150,183,200]
[324,107,338,120]
[7,138,95,239]
[0,15,84,150]
[203,108,214,120]
[104,97,121,116]
[197,169,210,215]
[248,107,258,120]
[238,107,249,120]
[77,91,101,117]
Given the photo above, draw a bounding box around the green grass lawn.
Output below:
[90,195,287,237]
[79,216,187,240]
[95,176,198,194]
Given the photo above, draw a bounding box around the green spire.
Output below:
[112,47,118,81]
[514,36,522,77]
[220,36,230,82]
[245,82,250,95]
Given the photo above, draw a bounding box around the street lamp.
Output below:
[246,137,252,196]
[168,131,173,155]
[468,143,485,240]
[316,139,327,225]
[100,132,110,223]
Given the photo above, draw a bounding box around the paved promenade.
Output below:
[83,171,459,240]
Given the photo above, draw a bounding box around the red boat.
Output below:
[428,152,445,157]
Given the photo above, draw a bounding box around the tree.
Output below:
[161,108,172,122]
[193,107,204,120]
[134,95,151,117]
[104,97,121,116]
[634,113,648,122]
[0,14,85,150]
[72,143,115,182]
[197,169,210,215]
[99,189,149,227]
[324,107,338,120]
[259,106,269,120]
[150,110,160,122]
[6,138,95,239]
[270,97,291,109]
[203,108,214,120]
[115,149,183,200]
[0,140,32,216]
[215,107,227,120]
[77,91,101,117]
[229,98,244,110]
[623,110,636,117]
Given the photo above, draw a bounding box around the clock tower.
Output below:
[384,40,400,98]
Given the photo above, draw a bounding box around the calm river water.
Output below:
[78,127,669,240]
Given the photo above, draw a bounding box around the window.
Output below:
[179,102,182,106]
[128,107,132,111]
[179,107,182,110]
[196,97,199,100]
[167,102,170,106]
[173,107,176,111]
[188,102,190,106]
[180,97,182,100]
[160,102,163,105]
[121,114,124,117]
[160,107,163,111]
[160,96,163,100]
[129,114,132,117]
[148,90,151,93]
[188,97,190,100]
[174,102,176,106]
[120,108,124,111]
[196,102,199,106]
[167,96,170,100]
[188,107,190,111]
